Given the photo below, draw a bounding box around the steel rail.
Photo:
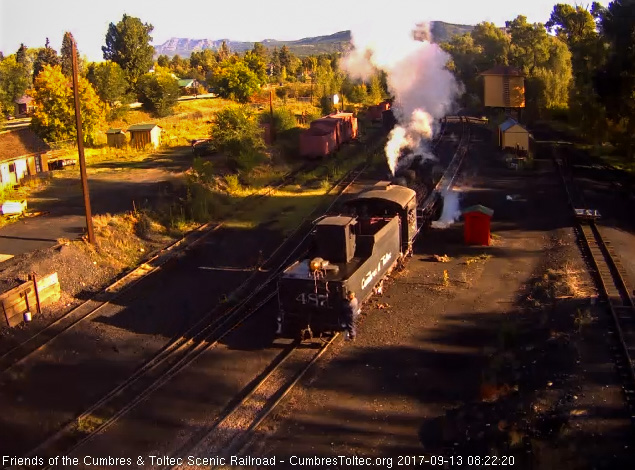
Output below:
[0,163,312,375]
[554,150,635,424]
[17,161,370,470]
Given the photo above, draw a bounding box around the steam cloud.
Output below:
[431,188,462,229]
[342,19,461,175]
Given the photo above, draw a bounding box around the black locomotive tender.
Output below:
[276,182,421,339]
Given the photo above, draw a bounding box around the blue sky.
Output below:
[0,0,602,62]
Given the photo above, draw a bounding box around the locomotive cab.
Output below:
[345,182,418,255]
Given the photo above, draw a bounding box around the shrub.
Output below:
[137,67,180,117]
[210,105,266,169]
[224,174,241,193]
[261,107,297,133]
[192,157,215,183]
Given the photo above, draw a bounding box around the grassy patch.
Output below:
[72,211,170,270]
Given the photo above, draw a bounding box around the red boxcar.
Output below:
[299,126,338,159]
[329,112,358,142]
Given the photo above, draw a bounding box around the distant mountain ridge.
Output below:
[154,22,474,58]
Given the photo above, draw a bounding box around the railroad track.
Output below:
[416,115,471,230]
[0,137,378,377]
[163,334,338,470]
[0,163,312,375]
[16,160,370,470]
[555,150,635,425]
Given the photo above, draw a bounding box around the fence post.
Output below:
[30,272,42,314]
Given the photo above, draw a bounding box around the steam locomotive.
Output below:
[276,182,418,338]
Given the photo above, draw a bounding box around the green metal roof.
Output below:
[178,79,195,87]
[105,128,124,134]
[462,205,494,217]
[127,123,160,131]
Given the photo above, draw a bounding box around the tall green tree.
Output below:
[137,66,180,117]
[31,64,105,143]
[547,3,607,139]
[157,54,170,68]
[16,44,27,65]
[102,14,155,88]
[190,49,217,81]
[0,55,31,114]
[212,60,260,103]
[270,47,281,78]
[217,41,231,62]
[506,16,550,74]
[251,42,267,59]
[546,3,599,44]
[86,61,129,106]
[471,22,510,66]
[33,38,60,79]
[60,32,74,76]
[243,50,267,83]
[278,45,292,73]
[595,0,635,156]
[441,33,482,95]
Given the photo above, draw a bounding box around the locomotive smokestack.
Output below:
[342,16,461,175]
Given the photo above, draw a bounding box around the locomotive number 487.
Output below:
[295,293,329,307]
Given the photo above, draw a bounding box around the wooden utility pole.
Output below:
[269,89,275,142]
[71,36,95,244]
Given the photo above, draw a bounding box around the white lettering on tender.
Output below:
[361,252,392,290]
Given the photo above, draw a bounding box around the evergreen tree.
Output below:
[251,42,267,58]
[60,32,74,76]
[157,54,170,68]
[33,38,60,79]
[217,41,231,62]
[16,43,27,65]
[102,14,155,88]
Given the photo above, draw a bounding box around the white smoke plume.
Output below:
[342,17,461,175]
[431,188,462,229]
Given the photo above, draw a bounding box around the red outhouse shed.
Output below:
[462,205,494,246]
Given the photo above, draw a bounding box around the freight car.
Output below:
[299,112,358,159]
[276,183,417,338]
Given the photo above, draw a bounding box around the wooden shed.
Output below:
[128,123,162,149]
[105,128,127,148]
[481,66,525,109]
[499,118,530,151]
[14,95,34,117]
[300,127,338,159]
[0,128,50,187]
